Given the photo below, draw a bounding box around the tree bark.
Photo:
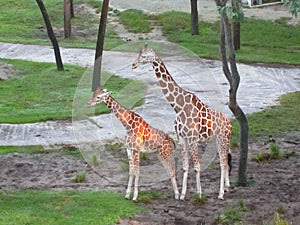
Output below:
[92,0,110,91]
[233,21,240,50]
[215,0,249,186]
[36,0,64,71]
[190,0,199,35]
[64,0,72,38]
[70,0,74,18]
[232,0,241,50]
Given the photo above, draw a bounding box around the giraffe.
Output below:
[132,45,232,200]
[86,86,179,202]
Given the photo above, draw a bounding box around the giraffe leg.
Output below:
[180,141,189,201]
[162,156,179,200]
[132,151,140,202]
[224,163,230,192]
[224,150,231,192]
[125,149,134,200]
[217,139,230,200]
[191,142,202,198]
[218,163,226,200]
[217,142,229,200]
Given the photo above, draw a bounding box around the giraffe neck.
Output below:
[104,96,132,129]
[152,57,201,114]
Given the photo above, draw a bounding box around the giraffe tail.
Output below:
[228,151,232,176]
[171,137,177,150]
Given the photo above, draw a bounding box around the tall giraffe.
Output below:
[87,86,179,202]
[132,45,232,200]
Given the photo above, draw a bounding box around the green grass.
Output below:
[2,1,300,65]
[0,0,123,49]
[0,59,146,123]
[0,146,44,155]
[231,91,300,141]
[0,190,145,225]
[117,9,153,33]
[0,145,83,158]
[155,11,300,64]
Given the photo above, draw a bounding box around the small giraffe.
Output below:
[87,86,179,202]
[132,45,232,200]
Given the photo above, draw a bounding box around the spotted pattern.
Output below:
[87,87,179,201]
[132,45,232,200]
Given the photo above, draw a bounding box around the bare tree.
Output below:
[92,0,110,91]
[190,0,199,35]
[64,0,72,38]
[215,0,249,186]
[36,0,64,71]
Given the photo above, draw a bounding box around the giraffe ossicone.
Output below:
[132,45,232,200]
[87,86,180,202]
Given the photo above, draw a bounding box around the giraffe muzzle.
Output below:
[132,63,138,69]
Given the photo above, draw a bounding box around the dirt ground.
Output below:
[0,133,299,225]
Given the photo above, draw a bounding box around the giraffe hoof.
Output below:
[180,196,185,201]
[174,194,180,200]
[218,195,224,200]
[132,199,138,203]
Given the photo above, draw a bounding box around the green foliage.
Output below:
[90,154,101,166]
[140,152,148,160]
[0,190,145,225]
[214,200,249,225]
[74,171,87,183]
[0,59,146,123]
[0,0,123,49]
[217,0,244,22]
[274,213,291,225]
[269,142,281,159]
[283,0,300,17]
[277,205,285,214]
[251,152,267,162]
[193,194,206,205]
[215,207,243,225]
[118,9,152,33]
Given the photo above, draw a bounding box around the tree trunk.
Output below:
[70,0,74,18]
[190,0,199,35]
[92,0,110,91]
[215,0,249,186]
[232,0,241,50]
[64,0,72,38]
[233,21,240,50]
[36,0,64,71]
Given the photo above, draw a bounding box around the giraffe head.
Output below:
[132,44,156,69]
[86,87,110,108]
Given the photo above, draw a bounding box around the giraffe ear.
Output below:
[103,89,111,96]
